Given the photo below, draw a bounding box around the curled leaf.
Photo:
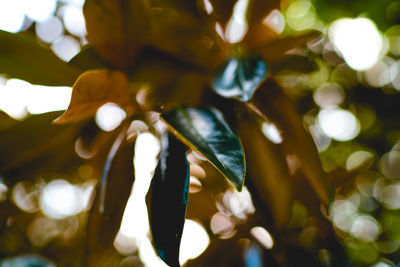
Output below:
[146,133,189,267]
[162,107,245,191]
[54,70,133,124]
[212,56,268,102]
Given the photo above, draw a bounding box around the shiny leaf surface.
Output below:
[212,57,267,102]
[162,107,245,191]
[146,133,189,267]
[54,70,133,124]
[85,129,135,267]
[0,30,81,86]
[238,109,292,227]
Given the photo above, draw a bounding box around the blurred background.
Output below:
[1,0,400,266]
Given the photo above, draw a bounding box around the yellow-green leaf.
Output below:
[54,70,134,124]
[162,107,245,191]
[0,30,81,86]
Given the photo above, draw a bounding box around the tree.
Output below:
[1,0,400,266]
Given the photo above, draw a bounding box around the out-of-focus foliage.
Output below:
[0,0,400,266]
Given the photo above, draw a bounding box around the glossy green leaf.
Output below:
[146,133,189,267]
[85,129,135,267]
[212,57,267,102]
[0,30,81,86]
[69,46,110,71]
[162,107,245,191]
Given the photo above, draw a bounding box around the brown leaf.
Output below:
[257,31,320,63]
[250,79,332,205]
[246,0,281,24]
[238,109,292,228]
[85,130,135,267]
[149,8,227,70]
[209,0,237,27]
[0,112,83,180]
[131,52,205,111]
[54,70,134,124]
[83,0,150,69]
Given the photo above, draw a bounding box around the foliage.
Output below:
[1,0,400,266]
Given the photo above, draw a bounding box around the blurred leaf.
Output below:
[0,30,81,86]
[85,130,135,267]
[69,46,110,71]
[99,124,129,215]
[257,31,320,63]
[149,8,227,70]
[251,79,332,205]
[131,50,205,111]
[0,111,17,131]
[162,107,246,191]
[0,112,82,179]
[269,55,317,74]
[238,109,292,227]
[212,56,267,102]
[54,70,134,124]
[0,254,56,267]
[209,0,237,27]
[246,0,280,24]
[83,0,150,69]
[146,133,189,267]
[151,0,200,17]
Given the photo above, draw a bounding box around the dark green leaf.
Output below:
[162,107,245,191]
[85,129,135,267]
[146,133,189,267]
[69,46,110,71]
[212,57,267,102]
[0,30,81,86]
